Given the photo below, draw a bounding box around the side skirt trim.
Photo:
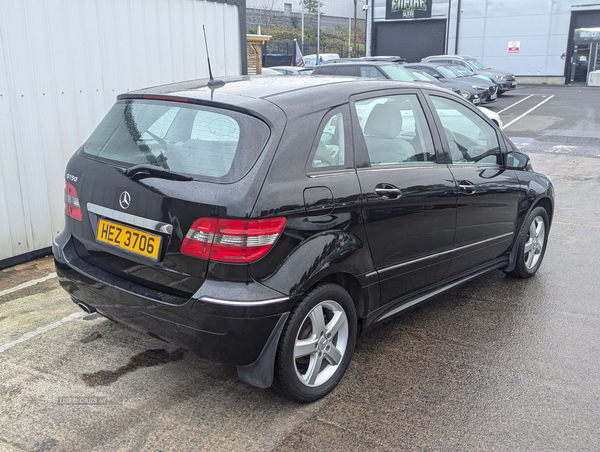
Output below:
[370,259,507,326]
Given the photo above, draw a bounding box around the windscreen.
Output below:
[82,99,271,183]
[451,65,475,76]
[435,65,460,78]
[467,58,488,70]
[380,64,420,81]
[408,69,437,82]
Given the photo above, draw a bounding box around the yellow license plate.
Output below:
[96,219,161,260]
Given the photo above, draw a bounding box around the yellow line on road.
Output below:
[497,94,535,114]
[503,95,555,129]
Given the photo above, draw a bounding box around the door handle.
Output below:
[375,183,402,199]
[458,181,477,194]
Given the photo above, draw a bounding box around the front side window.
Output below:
[431,96,501,165]
[83,99,270,182]
[354,94,436,165]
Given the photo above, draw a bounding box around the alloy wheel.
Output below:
[524,215,545,270]
[293,300,349,388]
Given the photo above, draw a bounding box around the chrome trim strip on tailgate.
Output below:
[87,202,173,234]
[199,296,290,307]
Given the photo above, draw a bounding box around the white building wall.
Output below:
[454,0,573,76]
[0,0,242,264]
[371,0,600,76]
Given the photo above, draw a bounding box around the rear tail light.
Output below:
[64,181,82,221]
[181,217,286,263]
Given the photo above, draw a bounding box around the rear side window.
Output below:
[82,99,270,183]
[334,66,358,76]
[360,67,385,78]
[354,94,436,165]
[315,66,335,75]
[309,110,347,170]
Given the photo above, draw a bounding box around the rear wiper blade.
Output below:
[122,164,193,181]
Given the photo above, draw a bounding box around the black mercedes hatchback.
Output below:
[54,76,554,402]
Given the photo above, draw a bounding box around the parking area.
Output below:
[1,84,600,452]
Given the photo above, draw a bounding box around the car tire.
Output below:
[273,283,357,403]
[506,206,549,278]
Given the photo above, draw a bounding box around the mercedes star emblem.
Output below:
[119,191,131,210]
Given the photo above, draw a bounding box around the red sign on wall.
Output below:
[508,41,520,54]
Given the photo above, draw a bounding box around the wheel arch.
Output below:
[533,196,554,227]
[505,195,553,273]
[307,272,368,333]
[256,230,377,318]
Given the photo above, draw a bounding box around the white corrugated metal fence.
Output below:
[0,0,243,265]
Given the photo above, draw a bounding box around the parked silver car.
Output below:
[422,55,517,94]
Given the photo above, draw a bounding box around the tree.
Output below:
[298,0,323,28]
[260,0,278,34]
[300,0,324,15]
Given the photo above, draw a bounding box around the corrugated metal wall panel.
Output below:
[0,0,242,263]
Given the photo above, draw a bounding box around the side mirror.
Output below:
[506,151,531,170]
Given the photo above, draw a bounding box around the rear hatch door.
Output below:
[65,97,271,298]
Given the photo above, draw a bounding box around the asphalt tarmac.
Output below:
[1,84,599,452]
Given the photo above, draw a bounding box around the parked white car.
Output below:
[478,106,503,129]
[303,53,339,66]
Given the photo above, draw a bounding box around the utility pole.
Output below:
[348,17,351,57]
[365,0,371,57]
[317,0,321,64]
[353,0,357,57]
[301,0,305,46]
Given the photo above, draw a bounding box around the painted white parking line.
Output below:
[503,95,555,129]
[0,311,84,353]
[0,272,57,298]
[497,94,535,114]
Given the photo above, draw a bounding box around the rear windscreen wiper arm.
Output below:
[122,164,193,181]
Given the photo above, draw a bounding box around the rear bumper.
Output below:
[53,232,295,368]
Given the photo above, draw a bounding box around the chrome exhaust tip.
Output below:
[77,302,96,314]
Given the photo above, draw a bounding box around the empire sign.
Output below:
[386,0,432,20]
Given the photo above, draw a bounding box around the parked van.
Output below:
[303,53,339,66]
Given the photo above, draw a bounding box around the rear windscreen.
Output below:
[82,99,271,183]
